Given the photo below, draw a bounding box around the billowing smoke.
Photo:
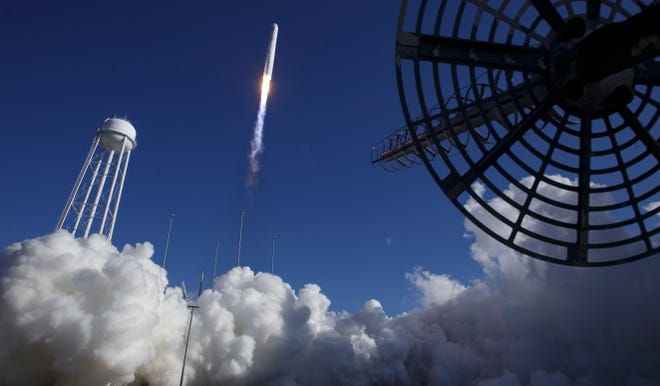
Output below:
[0,232,188,386]
[1,174,659,385]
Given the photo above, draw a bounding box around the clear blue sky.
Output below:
[0,0,479,315]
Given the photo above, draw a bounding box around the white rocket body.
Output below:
[263,23,278,77]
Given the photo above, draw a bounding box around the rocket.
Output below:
[248,22,278,188]
[263,23,278,78]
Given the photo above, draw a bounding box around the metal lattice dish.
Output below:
[373,0,660,266]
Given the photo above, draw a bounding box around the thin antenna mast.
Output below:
[161,214,175,269]
[197,272,205,297]
[271,235,278,274]
[237,211,246,267]
[181,281,189,301]
[179,272,204,386]
[212,242,219,289]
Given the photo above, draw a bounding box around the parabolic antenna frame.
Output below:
[375,0,660,266]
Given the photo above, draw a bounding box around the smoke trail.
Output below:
[247,75,271,189]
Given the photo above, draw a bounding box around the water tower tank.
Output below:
[98,117,137,153]
[56,116,138,241]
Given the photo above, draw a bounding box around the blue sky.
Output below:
[2,2,660,384]
[0,0,481,315]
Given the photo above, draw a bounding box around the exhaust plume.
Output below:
[1,174,659,385]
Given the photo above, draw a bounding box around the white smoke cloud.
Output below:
[405,267,466,307]
[1,174,659,385]
[0,231,188,386]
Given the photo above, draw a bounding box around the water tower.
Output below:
[56,117,137,240]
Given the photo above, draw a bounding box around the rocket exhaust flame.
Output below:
[247,23,278,189]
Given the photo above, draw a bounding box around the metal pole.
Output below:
[179,272,204,386]
[197,272,205,297]
[161,214,175,269]
[271,235,277,274]
[179,307,194,386]
[237,211,245,267]
[212,243,219,289]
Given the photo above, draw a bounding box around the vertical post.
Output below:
[197,272,205,297]
[271,235,277,274]
[161,214,176,269]
[212,242,219,289]
[237,211,246,267]
[179,272,204,386]
[179,305,194,386]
